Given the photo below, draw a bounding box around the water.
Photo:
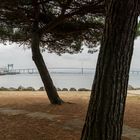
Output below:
[0,73,139,90]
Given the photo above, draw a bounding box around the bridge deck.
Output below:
[6,68,140,75]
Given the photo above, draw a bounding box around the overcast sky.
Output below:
[0,37,140,70]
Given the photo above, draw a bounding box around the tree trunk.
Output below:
[81,0,138,140]
[31,22,64,105]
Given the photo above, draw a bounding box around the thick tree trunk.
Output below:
[81,0,138,140]
[31,22,64,105]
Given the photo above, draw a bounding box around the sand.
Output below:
[0,90,139,140]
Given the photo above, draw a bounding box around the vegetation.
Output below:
[1,1,140,139]
[0,0,104,104]
[81,0,139,139]
[136,21,140,38]
[0,0,104,52]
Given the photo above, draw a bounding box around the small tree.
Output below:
[0,0,104,104]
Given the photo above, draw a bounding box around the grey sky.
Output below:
[0,37,140,70]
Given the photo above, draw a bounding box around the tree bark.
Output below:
[31,21,64,105]
[81,0,138,140]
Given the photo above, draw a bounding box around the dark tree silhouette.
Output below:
[81,0,139,139]
[0,0,104,104]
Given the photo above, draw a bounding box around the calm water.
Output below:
[0,73,140,90]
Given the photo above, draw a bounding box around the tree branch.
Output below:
[39,1,104,34]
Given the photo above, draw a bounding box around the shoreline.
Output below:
[0,90,140,96]
[0,84,140,92]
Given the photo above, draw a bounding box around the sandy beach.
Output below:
[0,90,139,140]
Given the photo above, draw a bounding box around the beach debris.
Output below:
[62,88,68,91]
[0,87,9,91]
[128,85,134,90]
[78,88,90,91]
[17,86,25,91]
[69,88,77,91]
[56,88,61,91]
[24,87,35,91]
[38,87,45,91]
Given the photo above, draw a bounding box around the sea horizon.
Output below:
[0,72,139,90]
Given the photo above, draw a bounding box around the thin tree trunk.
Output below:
[81,0,138,140]
[31,21,64,105]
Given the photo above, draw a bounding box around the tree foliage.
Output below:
[0,0,106,104]
[0,0,105,54]
[1,0,140,54]
[136,20,140,38]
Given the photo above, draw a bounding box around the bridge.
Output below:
[10,68,95,74]
[130,71,140,74]
[7,68,140,75]
[13,68,38,74]
[1,64,139,75]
